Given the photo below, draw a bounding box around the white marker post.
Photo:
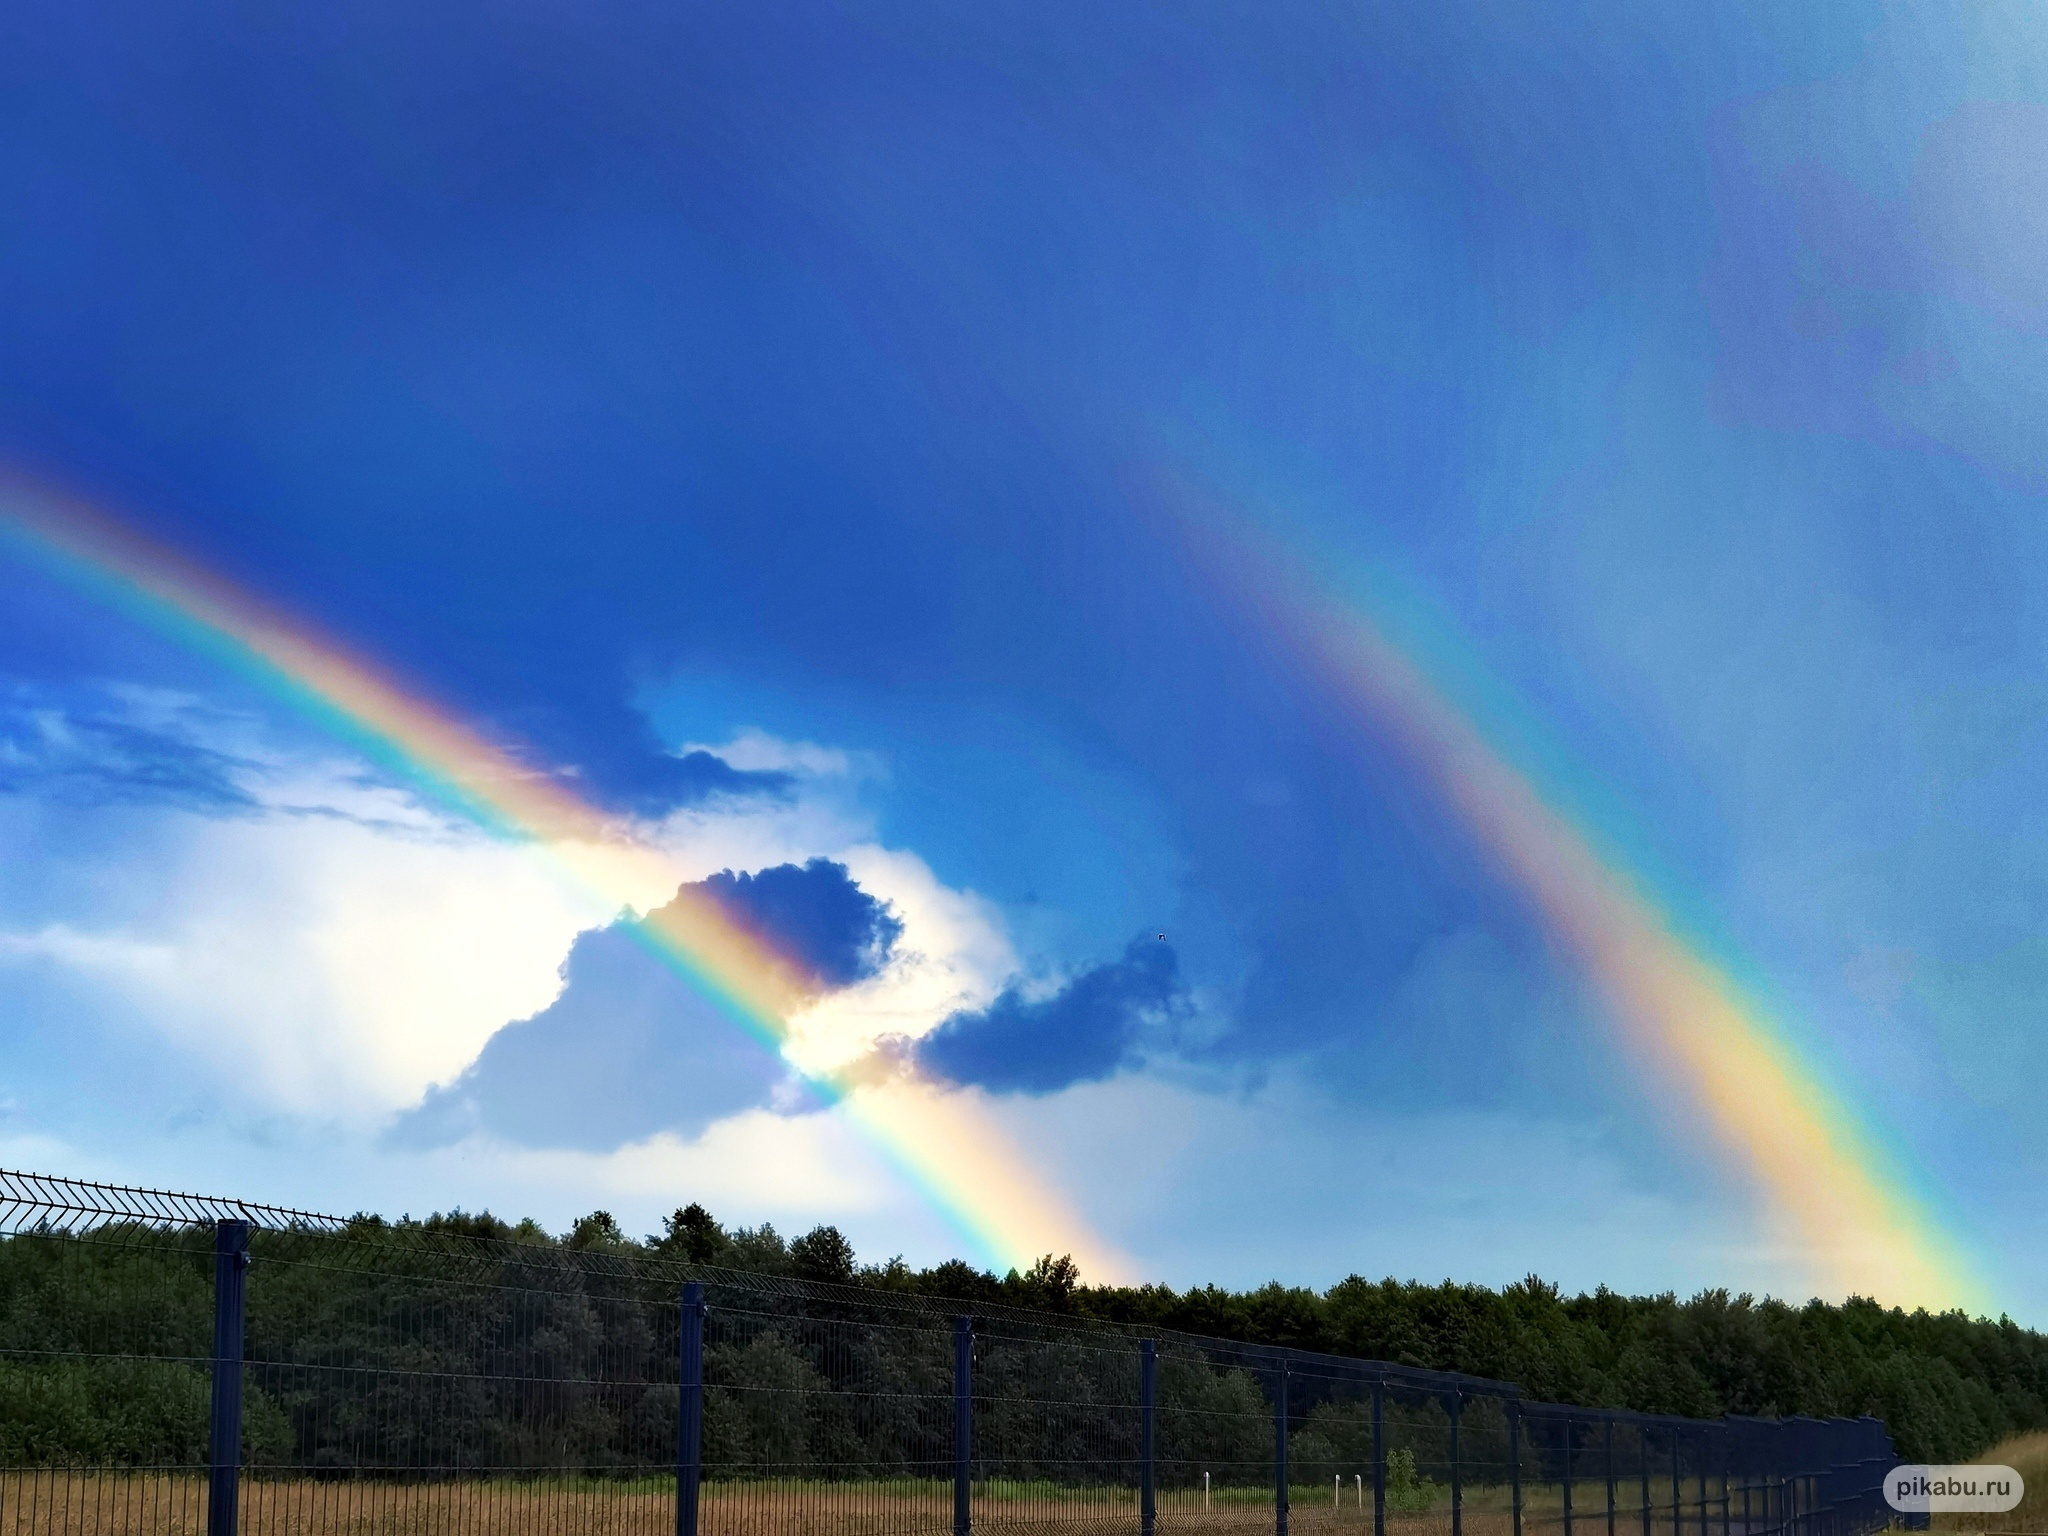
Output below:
[1203,1472,1211,1509]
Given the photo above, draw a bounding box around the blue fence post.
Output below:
[1672,1430,1684,1536]
[1509,1401,1523,1536]
[1372,1376,1386,1536]
[1718,1432,1729,1536]
[677,1282,704,1536]
[207,1218,250,1536]
[1275,1354,1290,1536]
[1772,1431,1783,1536]
[954,1316,973,1536]
[1450,1390,1463,1536]
[1640,1425,1653,1536]
[1607,1415,1618,1536]
[1141,1340,1157,1536]
[1565,1413,1576,1536]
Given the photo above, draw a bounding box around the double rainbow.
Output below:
[0,477,1126,1281]
[5,470,1990,1308]
[1169,491,1988,1313]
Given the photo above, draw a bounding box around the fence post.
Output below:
[1141,1341,1157,1536]
[1450,1390,1463,1536]
[1565,1413,1576,1536]
[677,1282,704,1536]
[1718,1435,1729,1536]
[208,1218,250,1536]
[954,1316,973,1536]
[1509,1401,1523,1536]
[1740,1431,1752,1536]
[1275,1355,1290,1536]
[1640,1425,1653,1536]
[1671,1430,1683,1536]
[1373,1376,1387,1536]
[1607,1416,1618,1536]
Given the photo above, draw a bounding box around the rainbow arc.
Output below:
[1169,491,1986,1313]
[0,478,1125,1281]
[4,471,1990,1309]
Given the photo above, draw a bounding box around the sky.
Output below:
[4,0,2048,1317]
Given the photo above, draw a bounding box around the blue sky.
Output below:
[4,0,2048,1312]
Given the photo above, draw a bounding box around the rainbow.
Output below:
[0,476,1126,1281]
[1170,491,1988,1312]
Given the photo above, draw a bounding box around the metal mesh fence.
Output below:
[0,1169,1904,1536]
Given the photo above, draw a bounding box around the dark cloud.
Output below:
[393,859,901,1150]
[698,858,904,991]
[0,690,258,811]
[915,937,1188,1095]
[0,685,791,826]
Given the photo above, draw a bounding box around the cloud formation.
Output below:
[620,749,795,816]
[0,684,259,810]
[398,859,903,1149]
[698,858,904,991]
[915,937,1189,1094]
[0,793,607,1119]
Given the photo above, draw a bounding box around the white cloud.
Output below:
[781,843,1016,1076]
[0,690,608,1119]
[0,695,1027,1141]
[0,691,1114,1272]
[627,781,1027,1081]
[677,727,869,779]
[640,793,868,881]
[426,1109,893,1220]
[1,800,610,1120]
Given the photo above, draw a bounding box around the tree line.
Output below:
[1,1200,2040,1474]
[647,1202,2048,1465]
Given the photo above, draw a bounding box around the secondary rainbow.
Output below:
[0,477,1125,1281]
[1172,492,1988,1313]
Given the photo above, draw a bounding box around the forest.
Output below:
[1,1199,2041,1476]
[652,1201,2048,1465]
